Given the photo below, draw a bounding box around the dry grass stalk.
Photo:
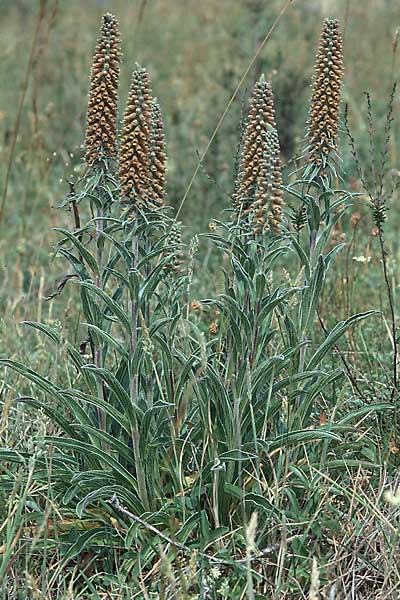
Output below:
[306,18,344,173]
[84,13,121,166]
[233,75,276,216]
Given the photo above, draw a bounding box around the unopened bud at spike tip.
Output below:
[163,222,185,276]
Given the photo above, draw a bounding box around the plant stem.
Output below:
[378,227,398,398]
[299,226,318,376]
[129,227,150,511]
[95,202,106,433]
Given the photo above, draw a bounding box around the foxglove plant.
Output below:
[0,14,391,596]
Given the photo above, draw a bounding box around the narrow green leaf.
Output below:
[54,227,99,275]
[307,311,376,370]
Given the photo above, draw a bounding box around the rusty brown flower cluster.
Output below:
[119,68,152,205]
[84,13,121,166]
[119,68,166,208]
[233,76,284,234]
[233,75,276,216]
[306,18,344,173]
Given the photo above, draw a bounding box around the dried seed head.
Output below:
[209,321,219,335]
[350,211,362,228]
[119,67,153,205]
[85,13,121,166]
[306,18,344,176]
[233,76,276,215]
[251,127,284,234]
[191,300,202,312]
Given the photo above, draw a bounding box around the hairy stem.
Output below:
[129,228,150,511]
[95,203,106,432]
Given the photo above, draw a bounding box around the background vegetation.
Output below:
[1,0,400,598]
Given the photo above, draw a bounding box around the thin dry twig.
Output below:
[108,494,302,565]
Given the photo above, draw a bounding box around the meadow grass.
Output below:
[1,1,400,598]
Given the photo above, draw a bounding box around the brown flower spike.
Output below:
[148,99,167,205]
[252,127,284,235]
[85,13,121,166]
[266,128,284,234]
[233,75,276,215]
[119,67,152,205]
[306,18,344,174]
[119,68,166,208]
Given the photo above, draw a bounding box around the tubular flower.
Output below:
[233,75,276,216]
[306,18,344,176]
[85,13,121,166]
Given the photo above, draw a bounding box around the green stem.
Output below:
[129,227,150,511]
[378,227,398,398]
[95,202,106,432]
